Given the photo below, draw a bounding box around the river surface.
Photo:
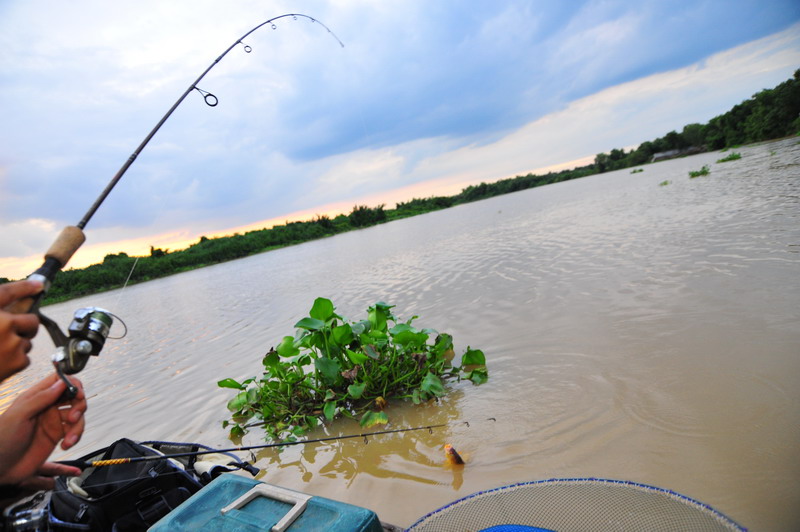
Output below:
[3,138,799,530]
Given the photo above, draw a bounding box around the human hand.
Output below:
[0,280,43,382]
[0,462,83,503]
[0,374,86,487]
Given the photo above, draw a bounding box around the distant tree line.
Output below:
[592,69,800,173]
[4,70,798,303]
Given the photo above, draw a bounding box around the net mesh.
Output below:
[407,478,745,532]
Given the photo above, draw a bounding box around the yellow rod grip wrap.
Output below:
[89,458,132,467]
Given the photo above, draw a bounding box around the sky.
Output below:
[1,0,799,279]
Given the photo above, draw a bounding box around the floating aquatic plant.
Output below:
[689,165,710,178]
[716,152,741,163]
[220,298,488,441]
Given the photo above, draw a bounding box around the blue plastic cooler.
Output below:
[148,474,383,532]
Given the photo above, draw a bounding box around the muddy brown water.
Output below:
[3,138,798,530]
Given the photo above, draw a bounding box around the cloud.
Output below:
[0,219,59,260]
[1,1,799,280]
[298,1,799,162]
[412,23,800,182]
[312,149,406,200]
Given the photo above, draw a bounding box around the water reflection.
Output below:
[250,392,470,490]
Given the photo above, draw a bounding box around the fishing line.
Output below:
[112,256,139,311]
[60,419,495,470]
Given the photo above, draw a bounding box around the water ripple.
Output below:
[6,138,799,531]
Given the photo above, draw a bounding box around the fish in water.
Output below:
[444,444,465,465]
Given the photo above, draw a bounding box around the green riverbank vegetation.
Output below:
[716,152,742,163]
[591,69,799,173]
[219,298,487,440]
[689,165,711,178]
[23,166,599,305]
[3,71,798,303]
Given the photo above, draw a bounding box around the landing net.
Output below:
[407,478,745,531]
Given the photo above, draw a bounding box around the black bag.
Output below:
[50,438,200,531]
[3,438,257,532]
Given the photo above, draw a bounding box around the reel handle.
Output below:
[5,226,86,314]
[55,365,80,400]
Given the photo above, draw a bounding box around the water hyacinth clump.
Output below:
[717,152,742,163]
[689,165,710,178]
[220,298,488,441]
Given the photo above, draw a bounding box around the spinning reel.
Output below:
[38,306,125,398]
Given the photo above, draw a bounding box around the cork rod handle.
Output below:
[44,226,86,266]
[5,226,86,314]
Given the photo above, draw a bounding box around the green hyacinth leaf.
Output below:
[347,382,366,399]
[461,348,486,366]
[295,317,325,331]
[420,372,446,397]
[310,298,335,321]
[217,378,244,390]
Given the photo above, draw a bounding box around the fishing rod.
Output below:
[61,420,494,469]
[12,13,343,314]
[6,14,343,391]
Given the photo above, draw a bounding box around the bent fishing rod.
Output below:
[6,14,343,391]
[61,419,496,469]
[12,13,342,314]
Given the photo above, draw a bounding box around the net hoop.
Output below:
[407,478,746,531]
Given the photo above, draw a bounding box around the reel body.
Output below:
[40,307,120,398]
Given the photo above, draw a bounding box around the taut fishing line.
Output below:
[112,256,139,310]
